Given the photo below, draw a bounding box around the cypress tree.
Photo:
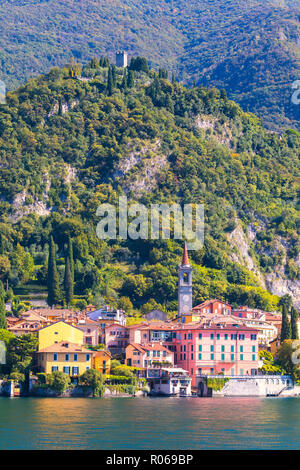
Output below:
[291,306,299,339]
[121,69,127,92]
[0,295,7,329]
[111,65,117,87]
[67,236,74,282]
[64,256,73,307]
[47,236,60,307]
[128,70,134,88]
[281,305,292,342]
[107,67,114,96]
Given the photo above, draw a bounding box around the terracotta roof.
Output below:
[128,342,172,353]
[192,299,232,310]
[173,322,259,332]
[93,350,111,358]
[181,241,190,265]
[38,341,91,354]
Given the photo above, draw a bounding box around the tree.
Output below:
[107,67,114,96]
[281,305,291,342]
[291,306,299,339]
[121,69,127,92]
[47,236,60,307]
[0,295,7,329]
[67,236,74,281]
[128,70,134,88]
[79,368,105,397]
[0,255,10,280]
[64,256,73,307]
[48,371,71,394]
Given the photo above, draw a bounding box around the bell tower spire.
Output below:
[178,242,193,318]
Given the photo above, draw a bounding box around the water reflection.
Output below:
[1,397,300,449]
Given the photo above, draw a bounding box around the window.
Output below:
[73,354,78,362]
[240,346,243,352]
[184,353,186,360]
[86,366,90,370]
[199,345,202,352]
[251,334,257,340]
[217,334,220,340]
[72,367,79,376]
[231,354,234,361]
[210,368,214,374]
[51,366,58,372]
[65,354,69,361]
[252,354,256,361]
[210,345,214,352]
[191,345,193,352]
[210,334,214,340]
[221,354,225,361]
[198,353,202,360]
[198,333,202,340]
[53,353,58,361]
[231,345,234,352]
[110,331,115,336]
[184,334,187,340]
[239,334,245,340]
[231,334,237,340]
[191,353,193,360]
[240,354,244,361]
[86,354,90,361]
[188,333,192,340]
[221,345,225,352]
[210,353,214,360]
[252,346,255,352]
[63,366,70,375]
[225,334,228,340]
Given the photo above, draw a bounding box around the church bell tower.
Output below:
[178,242,193,317]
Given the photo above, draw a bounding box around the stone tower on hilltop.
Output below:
[116,51,128,68]
[178,242,193,316]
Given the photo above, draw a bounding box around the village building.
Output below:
[171,323,259,386]
[125,342,174,368]
[146,367,192,397]
[37,341,92,376]
[87,305,126,326]
[76,319,101,346]
[38,321,84,351]
[92,350,111,374]
[105,323,129,355]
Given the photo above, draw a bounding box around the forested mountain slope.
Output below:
[0,0,299,131]
[0,60,299,312]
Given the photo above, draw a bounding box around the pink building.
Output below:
[105,323,129,353]
[192,299,232,316]
[126,342,174,368]
[172,323,259,386]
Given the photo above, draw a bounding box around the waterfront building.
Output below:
[146,367,192,396]
[126,342,174,368]
[38,321,84,351]
[92,350,111,374]
[172,323,259,385]
[127,321,177,352]
[37,341,92,376]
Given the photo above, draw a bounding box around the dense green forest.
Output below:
[0,0,299,131]
[0,57,299,315]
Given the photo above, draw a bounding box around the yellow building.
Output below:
[172,313,202,324]
[38,321,84,351]
[92,350,111,375]
[37,341,92,376]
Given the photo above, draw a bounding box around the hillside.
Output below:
[0,60,299,313]
[0,1,299,131]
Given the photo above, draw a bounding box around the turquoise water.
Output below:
[1,396,300,449]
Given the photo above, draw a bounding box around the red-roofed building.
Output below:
[126,342,174,368]
[171,323,259,385]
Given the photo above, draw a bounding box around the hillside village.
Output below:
[0,243,297,398]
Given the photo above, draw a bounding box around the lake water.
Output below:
[1,396,300,449]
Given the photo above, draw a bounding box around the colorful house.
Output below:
[126,342,174,368]
[37,341,92,376]
[38,321,84,351]
[92,350,111,374]
[172,323,259,385]
[105,323,129,354]
[76,319,101,346]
